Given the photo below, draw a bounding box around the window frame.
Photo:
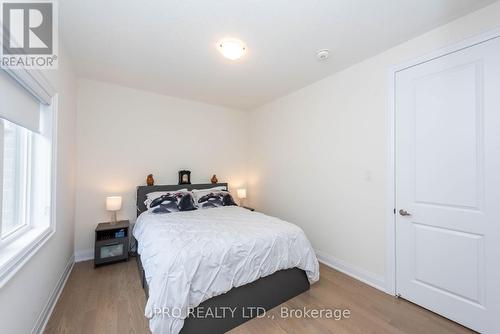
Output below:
[0,68,57,288]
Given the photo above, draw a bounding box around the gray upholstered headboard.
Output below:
[136,183,228,216]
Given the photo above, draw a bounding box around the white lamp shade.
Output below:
[106,196,122,211]
[237,188,247,199]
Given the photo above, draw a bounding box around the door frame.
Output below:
[385,26,500,295]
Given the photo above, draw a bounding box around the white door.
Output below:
[395,36,500,333]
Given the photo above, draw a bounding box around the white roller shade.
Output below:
[0,69,41,133]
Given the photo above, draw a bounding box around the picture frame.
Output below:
[178,170,191,185]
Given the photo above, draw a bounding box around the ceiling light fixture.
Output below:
[217,38,247,60]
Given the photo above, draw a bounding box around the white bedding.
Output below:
[133,206,320,334]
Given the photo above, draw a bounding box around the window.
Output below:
[0,108,53,246]
[1,120,32,238]
[0,69,55,285]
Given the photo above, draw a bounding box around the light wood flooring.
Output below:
[45,260,475,334]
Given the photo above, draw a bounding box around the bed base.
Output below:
[136,254,310,334]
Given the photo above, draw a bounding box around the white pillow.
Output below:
[192,186,227,204]
[144,189,188,208]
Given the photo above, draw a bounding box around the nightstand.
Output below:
[242,206,255,211]
[94,220,129,266]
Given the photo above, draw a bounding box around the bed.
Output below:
[134,183,319,334]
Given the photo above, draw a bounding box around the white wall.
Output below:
[248,1,500,285]
[0,46,77,333]
[74,79,249,258]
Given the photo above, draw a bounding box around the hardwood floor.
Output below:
[45,260,475,334]
[45,260,149,334]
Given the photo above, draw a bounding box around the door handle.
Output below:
[399,209,411,216]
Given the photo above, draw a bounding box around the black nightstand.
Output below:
[94,220,129,266]
[242,206,255,211]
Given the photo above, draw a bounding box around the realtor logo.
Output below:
[1,0,58,69]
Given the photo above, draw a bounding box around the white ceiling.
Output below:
[60,0,496,110]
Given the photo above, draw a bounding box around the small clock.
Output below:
[178,170,191,185]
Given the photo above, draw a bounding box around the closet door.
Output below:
[395,36,500,333]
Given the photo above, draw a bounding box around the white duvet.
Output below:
[133,206,320,334]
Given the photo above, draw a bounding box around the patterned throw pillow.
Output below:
[144,189,188,208]
[191,186,227,203]
[197,191,237,209]
[149,191,197,214]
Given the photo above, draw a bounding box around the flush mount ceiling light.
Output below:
[217,38,247,60]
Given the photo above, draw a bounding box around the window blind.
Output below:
[0,70,41,133]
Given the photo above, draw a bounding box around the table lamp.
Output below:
[237,188,247,206]
[106,196,122,224]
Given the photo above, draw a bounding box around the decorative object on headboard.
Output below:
[178,170,191,185]
[211,174,218,184]
[146,174,154,186]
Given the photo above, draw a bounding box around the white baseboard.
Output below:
[32,255,74,334]
[315,249,387,293]
[74,248,93,262]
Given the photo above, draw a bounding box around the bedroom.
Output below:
[0,0,499,333]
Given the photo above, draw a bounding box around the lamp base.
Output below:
[110,211,117,225]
